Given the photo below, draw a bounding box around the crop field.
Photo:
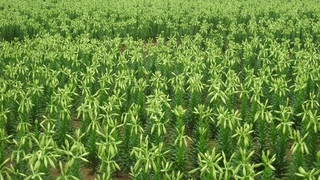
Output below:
[1,0,320,179]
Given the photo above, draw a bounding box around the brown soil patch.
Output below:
[49,164,95,179]
[49,167,61,177]
[208,138,217,149]
[72,119,82,129]
[120,45,126,54]
[114,172,131,180]
[82,167,95,180]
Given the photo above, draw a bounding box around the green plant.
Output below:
[172,106,190,172]
[216,106,240,158]
[189,148,222,179]
[260,150,276,179]
[294,166,320,180]
[60,129,89,179]
[234,148,261,179]
[1,1,320,179]
[130,136,169,180]
[290,130,309,177]
[96,125,122,179]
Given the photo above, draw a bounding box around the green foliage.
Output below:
[1,0,320,179]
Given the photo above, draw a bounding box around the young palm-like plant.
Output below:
[186,72,204,133]
[253,99,273,157]
[234,148,261,179]
[189,148,222,179]
[0,128,10,170]
[145,89,171,144]
[193,104,213,154]
[24,165,45,180]
[76,88,102,172]
[232,123,253,148]
[17,91,34,123]
[298,97,320,169]
[239,83,249,123]
[269,75,290,110]
[61,129,89,179]
[12,120,34,177]
[219,152,236,180]
[169,73,185,107]
[0,129,10,179]
[172,105,190,172]
[216,106,241,158]
[272,104,294,177]
[290,130,309,178]
[119,104,144,171]
[294,166,320,180]
[126,104,144,144]
[132,78,148,124]
[26,79,44,124]
[56,161,79,180]
[96,124,122,179]
[23,133,59,179]
[150,71,168,92]
[152,142,170,180]
[292,70,308,121]
[0,79,11,133]
[114,69,135,109]
[207,71,227,108]
[224,69,240,110]
[8,139,27,179]
[130,135,169,180]
[51,84,76,146]
[260,150,276,180]
[161,161,184,180]
[249,77,264,124]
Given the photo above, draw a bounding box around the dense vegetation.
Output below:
[1,0,320,179]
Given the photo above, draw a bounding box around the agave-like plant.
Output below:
[297,98,320,169]
[1,1,320,179]
[290,129,310,177]
[218,152,236,180]
[169,73,185,106]
[161,161,184,179]
[60,129,89,179]
[232,123,253,148]
[260,150,276,180]
[96,124,122,179]
[234,148,261,179]
[130,135,169,180]
[224,69,240,110]
[189,148,222,179]
[216,106,241,158]
[172,106,190,172]
[193,104,213,153]
[294,166,320,180]
[23,132,59,178]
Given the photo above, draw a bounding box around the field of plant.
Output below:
[1,0,320,179]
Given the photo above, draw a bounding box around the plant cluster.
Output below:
[0,0,320,179]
